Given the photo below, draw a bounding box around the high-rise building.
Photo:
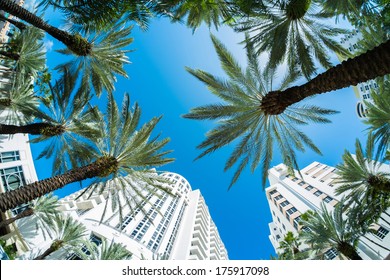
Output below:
[266,162,390,260]
[18,172,228,260]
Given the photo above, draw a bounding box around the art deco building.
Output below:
[266,162,390,260]
[18,172,228,260]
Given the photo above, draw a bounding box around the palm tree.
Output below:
[183,34,337,188]
[259,38,390,115]
[0,193,60,234]
[3,26,46,80]
[1,0,133,96]
[167,0,232,31]
[0,12,27,31]
[0,92,174,212]
[74,239,132,260]
[277,231,308,260]
[233,0,350,80]
[299,203,363,260]
[364,79,390,159]
[54,24,133,96]
[34,214,87,260]
[335,134,390,207]
[0,26,45,78]
[0,69,100,176]
[0,77,39,125]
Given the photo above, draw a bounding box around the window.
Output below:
[272,211,275,216]
[276,234,280,240]
[323,196,333,203]
[324,248,338,260]
[268,189,277,199]
[292,177,298,182]
[0,151,20,163]
[305,185,313,191]
[314,190,323,197]
[376,227,389,240]
[277,217,280,223]
[0,166,26,191]
[286,207,297,220]
[293,216,301,230]
[286,207,297,215]
[274,195,283,201]
[282,224,286,231]
[298,181,305,186]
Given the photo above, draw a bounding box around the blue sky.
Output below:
[28,9,368,260]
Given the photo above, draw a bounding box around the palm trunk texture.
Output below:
[338,242,362,260]
[0,122,62,135]
[0,156,117,212]
[0,12,26,30]
[34,244,57,260]
[0,0,91,56]
[0,50,20,60]
[261,39,390,115]
[0,207,33,228]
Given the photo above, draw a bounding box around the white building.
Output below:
[339,29,380,119]
[0,132,39,254]
[18,172,228,260]
[266,162,390,260]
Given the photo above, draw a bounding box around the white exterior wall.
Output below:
[17,172,228,260]
[0,132,39,254]
[266,162,390,260]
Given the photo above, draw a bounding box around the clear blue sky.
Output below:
[29,10,368,260]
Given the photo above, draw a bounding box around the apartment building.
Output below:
[17,172,228,260]
[266,162,390,260]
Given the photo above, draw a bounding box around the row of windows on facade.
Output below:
[359,82,378,93]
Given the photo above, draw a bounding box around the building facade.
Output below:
[266,162,390,260]
[18,172,228,260]
[0,131,39,254]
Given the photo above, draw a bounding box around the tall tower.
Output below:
[18,172,229,260]
[266,162,390,260]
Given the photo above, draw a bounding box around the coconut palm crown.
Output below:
[0,92,174,213]
[299,202,363,260]
[74,239,132,260]
[34,214,88,260]
[233,0,350,80]
[55,24,133,97]
[335,134,390,208]
[183,34,337,188]
[29,68,101,175]
[364,79,390,159]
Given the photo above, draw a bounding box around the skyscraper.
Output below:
[266,162,390,260]
[18,172,228,260]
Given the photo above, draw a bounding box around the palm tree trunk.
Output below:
[0,156,118,212]
[0,122,62,135]
[0,12,26,30]
[338,242,362,260]
[0,0,91,56]
[34,244,57,260]
[260,39,390,115]
[0,207,34,228]
[0,50,20,60]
